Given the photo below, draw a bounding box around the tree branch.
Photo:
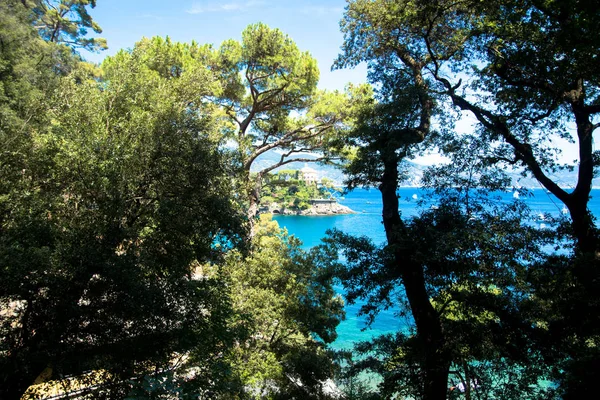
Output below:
[244,122,335,171]
[583,104,600,114]
[433,73,571,204]
[259,157,330,176]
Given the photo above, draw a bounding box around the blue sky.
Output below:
[81,0,367,91]
[80,0,588,167]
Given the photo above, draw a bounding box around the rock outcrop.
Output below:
[265,199,355,216]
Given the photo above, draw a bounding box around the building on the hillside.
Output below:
[300,165,318,185]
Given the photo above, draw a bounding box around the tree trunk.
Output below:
[379,156,450,400]
[462,362,472,400]
[565,198,597,256]
[246,172,263,239]
[568,103,598,255]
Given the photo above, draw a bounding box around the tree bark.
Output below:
[246,171,263,239]
[379,155,450,400]
[567,102,598,254]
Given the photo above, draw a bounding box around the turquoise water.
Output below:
[273,188,600,350]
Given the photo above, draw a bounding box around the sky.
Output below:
[80,0,591,168]
[81,0,367,91]
[80,0,455,164]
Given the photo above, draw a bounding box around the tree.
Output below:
[331,15,453,395]
[0,0,73,159]
[22,0,107,51]
[1,35,243,398]
[212,23,362,234]
[335,1,600,396]
[318,134,560,399]
[222,215,344,399]
[337,0,600,254]
[351,130,451,400]
[435,0,599,256]
[1,0,102,251]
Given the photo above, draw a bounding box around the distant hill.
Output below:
[251,151,346,185]
[397,163,588,189]
[251,150,590,189]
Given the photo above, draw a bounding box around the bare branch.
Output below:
[258,156,330,176]
[243,128,309,170]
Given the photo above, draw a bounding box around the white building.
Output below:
[300,165,318,185]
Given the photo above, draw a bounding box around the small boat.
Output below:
[412,194,418,200]
[561,206,568,215]
[513,191,520,199]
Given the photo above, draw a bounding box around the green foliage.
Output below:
[338,0,600,247]
[25,0,107,51]
[5,2,597,399]
[214,22,322,157]
[319,195,559,399]
[0,26,244,398]
[209,23,368,226]
[262,170,337,211]
[222,215,344,398]
[317,73,563,397]
[333,1,600,398]
[0,15,353,397]
[0,0,77,150]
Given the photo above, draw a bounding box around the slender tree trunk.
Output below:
[379,156,450,400]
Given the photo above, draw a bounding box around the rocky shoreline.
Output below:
[262,199,356,216]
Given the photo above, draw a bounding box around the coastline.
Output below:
[262,199,356,216]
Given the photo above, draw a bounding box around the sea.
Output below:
[273,188,600,350]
